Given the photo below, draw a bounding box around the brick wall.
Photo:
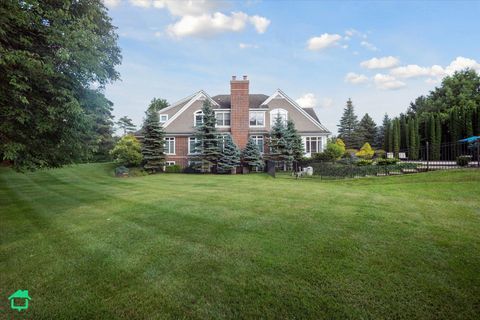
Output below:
[166,136,189,167]
[230,76,249,149]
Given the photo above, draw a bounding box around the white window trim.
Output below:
[303,136,324,156]
[215,111,231,128]
[249,111,266,128]
[251,135,264,154]
[188,137,199,155]
[159,114,168,123]
[165,137,175,155]
[166,161,176,166]
[193,110,204,127]
[270,108,288,126]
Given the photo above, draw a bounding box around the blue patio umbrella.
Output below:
[458,136,480,143]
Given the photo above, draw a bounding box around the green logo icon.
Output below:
[8,290,31,311]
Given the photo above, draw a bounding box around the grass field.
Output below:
[1,163,479,319]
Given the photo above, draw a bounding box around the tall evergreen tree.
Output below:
[192,101,221,172]
[434,115,442,160]
[285,120,304,161]
[242,138,264,171]
[408,117,419,160]
[428,114,436,159]
[337,99,361,148]
[141,109,166,173]
[392,118,400,156]
[116,116,136,135]
[218,135,240,173]
[268,114,293,167]
[357,113,377,146]
[380,114,390,151]
[400,114,408,150]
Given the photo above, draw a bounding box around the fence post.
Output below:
[426,141,429,172]
[477,140,480,168]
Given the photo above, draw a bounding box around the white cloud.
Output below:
[374,74,406,90]
[307,33,343,51]
[445,56,480,75]
[249,15,270,34]
[130,0,223,15]
[239,43,258,49]
[345,72,369,84]
[425,78,440,85]
[167,12,253,38]
[360,56,400,69]
[103,0,121,7]
[345,28,367,39]
[360,40,377,51]
[296,93,317,108]
[390,64,442,78]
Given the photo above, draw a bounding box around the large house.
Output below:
[155,76,330,167]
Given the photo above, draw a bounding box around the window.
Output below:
[215,111,231,127]
[166,161,176,166]
[188,137,199,154]
[165,137,175,154]
[305,137,322,154]
[251,135,264,153]
[249,111,265,127]
[194,111,204,127]
[159,114,168,123]
[270,108,288,126]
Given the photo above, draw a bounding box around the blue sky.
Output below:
[103,0,480,134]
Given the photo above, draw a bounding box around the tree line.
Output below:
[337,69,480,160]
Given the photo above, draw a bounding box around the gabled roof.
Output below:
[212,94,269,109]
[261,89,331,133]
[9,290,31,300]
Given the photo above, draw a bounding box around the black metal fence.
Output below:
[296,139,479,179]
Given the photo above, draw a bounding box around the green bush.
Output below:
[165,164,182,173]
[110,134,142,167]
[114,165,129,176]
[357,159,373,166]
[313,151,334,162]
[324,143,344,161]
[344,148,358,157]
[456,156,470,167]
[376,158,399,165]
[356,143,374,159]
[374,149,386,159]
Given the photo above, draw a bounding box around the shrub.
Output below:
[165,164,182,173]
[357,159,373,166]
[313,152,333,162]
[115,165,129,177]
[110,135,142,167]
[356,143,374,159]
[456,155,470,167]
[374,149,386,159]
[335,138,346,153]
[324,143,344,161]
[376,158,399,165]
[344,148,358,158]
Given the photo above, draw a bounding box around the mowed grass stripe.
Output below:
[1,164,479,319]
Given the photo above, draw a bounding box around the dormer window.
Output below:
[159,114,168,123]
[194,110,204,127]
[270,108,288,126]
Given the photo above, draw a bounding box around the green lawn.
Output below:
[1,164,479,319]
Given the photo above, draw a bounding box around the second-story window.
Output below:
[194,110,204,127]
[249,111,265,127]
[270,108,288,126]
[159,114,168,123]
[215,111,231,127]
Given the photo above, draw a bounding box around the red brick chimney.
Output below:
[230,75,249,149]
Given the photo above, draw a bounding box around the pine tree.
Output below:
[242,137,264,171]
[400,114,408,150]
[381,114,390,151]
[141,109,166,173]
[337,98,361,148]
[218,135,240,173]
[433,115,442,160]
[148,98,169,113]
[392,118,400,156]
[285,120,304,161]
[116,116,136,135]
[357,113,377,146]
[268,114,293,167]
[408,117,418,160]
[192,101,221,172]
